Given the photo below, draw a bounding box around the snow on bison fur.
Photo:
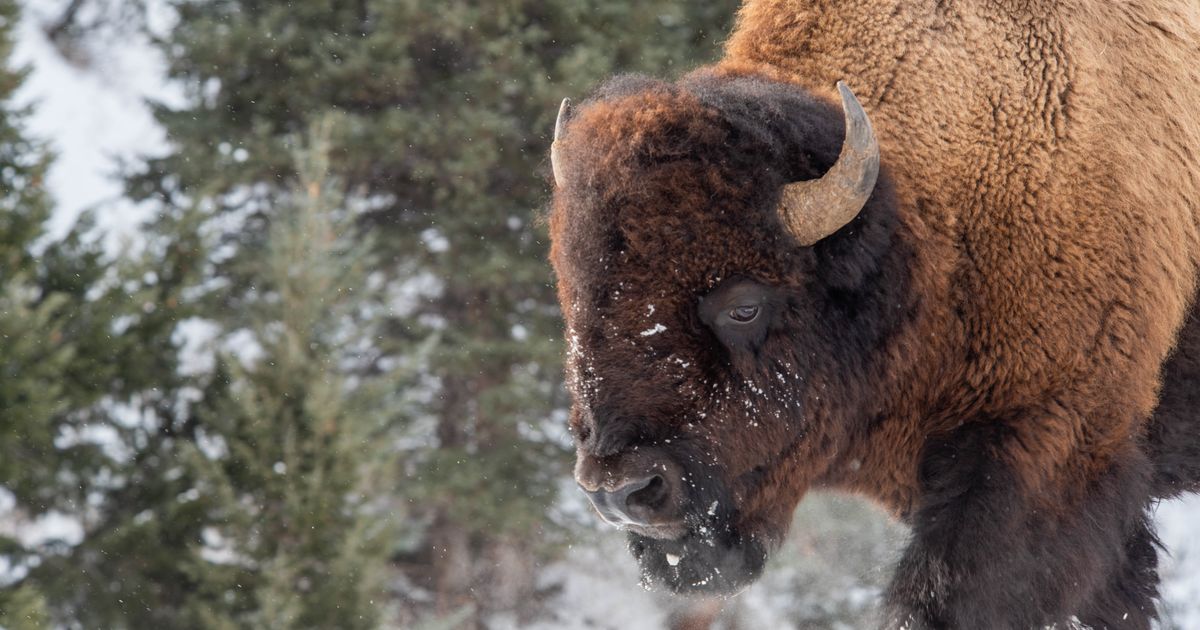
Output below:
[546,1,1200,628]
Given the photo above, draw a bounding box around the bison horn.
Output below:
[551,98,571,186]
[777,81,879,246]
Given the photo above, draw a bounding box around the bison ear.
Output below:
[551,98,571,186]
[777,82,879,246]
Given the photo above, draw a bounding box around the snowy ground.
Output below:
[1155,496,1200,628]
[10,1,1200,628]
[538,494,1200,630]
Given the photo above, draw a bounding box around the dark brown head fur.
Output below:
[550,72,914,593]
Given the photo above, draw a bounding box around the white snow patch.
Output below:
[221,328,266,367]
[387,271,443,317]
[14,0,185,251]
[8,510,84,548]
[174,317,221,376]
[200,526,244,566]
[639,323,667,337]
[1155,494,1200,627]
[420,227,450,253]
[55,419,130,462]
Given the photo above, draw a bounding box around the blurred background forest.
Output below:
[0,1,1197,629]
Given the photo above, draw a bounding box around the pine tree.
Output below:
[176,123,398,628]
[0,0,61,510]
[0,0,199,625]
[126,0,741,624]
[4,121,400,630]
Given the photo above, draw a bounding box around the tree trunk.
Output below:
[485,537,539,622]
[432,372,476,624]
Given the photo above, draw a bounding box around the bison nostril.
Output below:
[625,475,668,513]
[581,474,674,528]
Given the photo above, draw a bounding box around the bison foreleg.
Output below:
[880,422,1159,630]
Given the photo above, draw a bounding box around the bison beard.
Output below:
[627,431,817,594]
[626,472,768,596]
[547,1,1200,627]
[629,530,767,596]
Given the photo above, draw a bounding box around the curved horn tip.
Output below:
[835,81,854,100]
[552,97,572,186]
[555,98,571,141]
[834,82,866,119]
[836,82,874,149]
[775,80,880,246]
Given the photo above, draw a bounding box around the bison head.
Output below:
[547,72,911,595]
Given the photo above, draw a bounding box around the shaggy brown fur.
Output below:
[547,1,1200,628]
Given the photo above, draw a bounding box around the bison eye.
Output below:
[699,278,775,351]
[728,305,760,323]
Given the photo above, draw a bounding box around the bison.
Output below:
[546,1,1200,628]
